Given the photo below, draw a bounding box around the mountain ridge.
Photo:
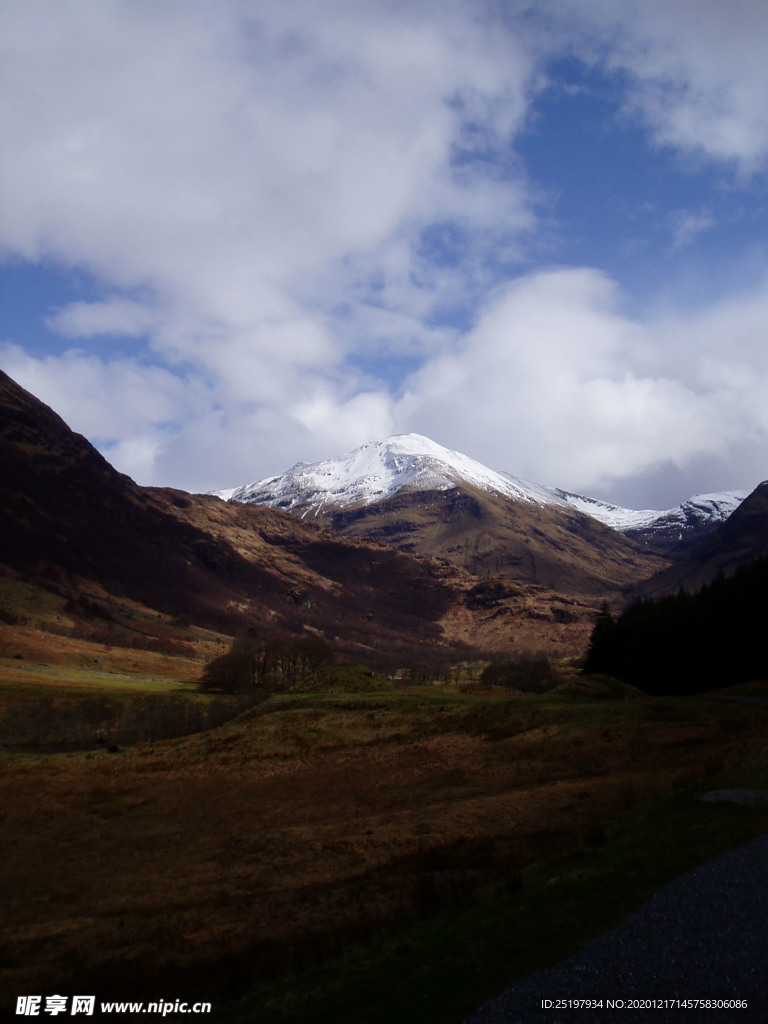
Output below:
[214,434,672,597]
[550,487,746,556]
[214,433,563,512]
[636,480,768,598]
[214,433,746,555]
[213,434,748,581]
[0,371,602,657]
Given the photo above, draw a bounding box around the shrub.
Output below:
[200,650,255,694]
[200,628,333,694]
[480,652,557,693]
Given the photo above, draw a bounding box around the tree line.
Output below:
[200,628,332,694]
[584,555,768,695]
[479,651,557,692]
[200,623,566,697]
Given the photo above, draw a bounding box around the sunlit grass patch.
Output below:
[0,659,196,694]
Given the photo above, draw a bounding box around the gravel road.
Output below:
[465,832,768,1024]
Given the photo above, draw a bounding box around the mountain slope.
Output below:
[0,372,464,655]
[324,484,668,597]
[0,372,600,657]
[637,480,768,598]
[554,487,746,556]
[216,434,669,597]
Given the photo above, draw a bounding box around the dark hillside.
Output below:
[0,371,461,652]
[636,481,768,599]
[0,370,290,631]
[585,553,768,694]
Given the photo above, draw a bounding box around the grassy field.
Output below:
[2,664,768,1019]
[224,782,768,1024]
[0,617,238,751]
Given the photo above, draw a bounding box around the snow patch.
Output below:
[552,488,747,533]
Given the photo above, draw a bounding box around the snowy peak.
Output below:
[553,487,747,538]
[213,432,748,554]
[213,434,565,515]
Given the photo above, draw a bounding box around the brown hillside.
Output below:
[322,483,668,598]
[0,370,455,655]
[0,371,599,656]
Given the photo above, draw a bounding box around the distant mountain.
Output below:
[215,433,562,511]
[637,480,768,598]
[0,372,601,658]
[214,434,670,597]
[552,488,747,556]
[217,434,746,564]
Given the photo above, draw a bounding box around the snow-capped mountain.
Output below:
[214,432,746,553]
[213,433,671,596]
[214,433,565,515]
[550,487,747,550]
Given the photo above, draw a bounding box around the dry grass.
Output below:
[1,682,764,1010]
[0,621,242,753]
[0,617,224,675]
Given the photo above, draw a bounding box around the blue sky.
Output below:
[2,0,768,508]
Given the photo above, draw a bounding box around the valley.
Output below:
[6,5,768,1020]
[2,369,768,1020]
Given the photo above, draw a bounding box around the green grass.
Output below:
[0,659,199,694]
[0,663,253,752]
[216,725,768,1024]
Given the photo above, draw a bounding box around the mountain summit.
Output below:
[215,434,746,557]
[214,433,560,513]
[214,434,672,596]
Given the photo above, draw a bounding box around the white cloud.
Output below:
[2,1,768,505]
[397,267,768,498]
[668,210,715,252]
[102,435,165,486]
[0,0,543,487]
[0,0,538,336]
[290,388,396,455]
[46,298,160,339]
[0,342,206,443]
[567,0,768,173]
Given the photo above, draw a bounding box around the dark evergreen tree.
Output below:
[583,601,616,675]
[582,555,768,695]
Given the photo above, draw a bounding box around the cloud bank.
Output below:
[2,0,768,504]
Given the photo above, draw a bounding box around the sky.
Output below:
[2,0,768,509]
